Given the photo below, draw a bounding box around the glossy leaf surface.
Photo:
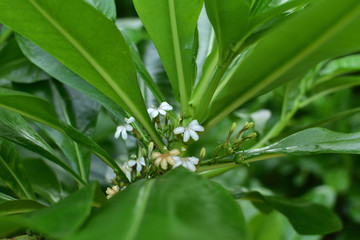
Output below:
[133,0,203,107]
[245,128,360,157]
[0,0,162,146]
[66,168,247,240]
[208,0,360,128]
[205,0,250,62]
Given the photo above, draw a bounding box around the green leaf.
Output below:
[251,0,272,16]
[66,168,247,240]
[133,0,203,111]
[317,54,360,82]
[84,0,116,21]
[0,108,84,185]
[207,0,360,129]
[238,191,342,235]
[0,38,48,83]
[0,87,124,180]
[0,0,163,147]
[0,199,45,216]
[245,128,360,157]
[0,139,35,200]
[22,158,62,203]
[266,197,342,235]
[0,182,98,239]
[16,35,126,121]
[205,0,250,62]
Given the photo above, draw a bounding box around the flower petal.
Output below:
[189,129,199,141]
[128,160,136,167]
[136,163,142,173]
[126,117,135,124]
[158,109,167,115]
[139,157,146,166]
[186,161,196,172]
[188,157,199,165]
[125,125,133,131]
[159,102,173,111]
[191,124,204,132]
[150,110,159,119]
[152,152,162,159]
[173,161,182,168]
[114,127,122,139]
[121,129,128,140]
[160,159,168,170]
[154,157,162,167]
[169,149,180,156]
[183,130,190,142]
[173,127,185,134]
[167,156,176,166]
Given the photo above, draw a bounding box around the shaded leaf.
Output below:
[66,168,247,240]
[22,158,62,203]
[0,39,48,83]
[245,127,360,157]
[207,0,360,129]
[238,191,342,235]
[0,182,98,239]
[0,139,35,200]
[0,108,84,184]
[0,199,45,216]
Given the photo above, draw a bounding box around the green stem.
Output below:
[194,65,228,121]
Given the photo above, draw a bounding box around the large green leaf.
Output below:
[245,128,360,157]
[0,199,45,216]
[83,0,116,21]
[207,0,360,129]
[0,139,35,200]
[0,87,124,179]
[0,0,163,147]
[133,0,203,111]
[0,38,48,83]
[0,182,98,239]
[0,108,83,184]
[239,191,342,235]
[66,168,247,240]
[205,0,250,63]
[16,35,126,121]
[22,158,62,204]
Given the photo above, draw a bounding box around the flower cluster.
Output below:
[109,101,207,198]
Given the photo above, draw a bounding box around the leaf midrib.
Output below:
[125,180,154,240]
[207,2,360,128]
[168,0,187,109]
[27,0,164,148]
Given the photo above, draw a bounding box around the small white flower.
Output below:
[120,162,132,182]
[173,156,199,172]
[147,102,173,119]
[128,157,146,173]
[173,120,204,142]
[114,117,135,140]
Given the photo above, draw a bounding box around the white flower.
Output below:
[173,156,199,172]
[147,102,173,119]
[173,120,204,142]
[120,162,132,182]
[114,117,135,140]
[128,157,146,173]
[106,185,119,199]
[152,149,180,170]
